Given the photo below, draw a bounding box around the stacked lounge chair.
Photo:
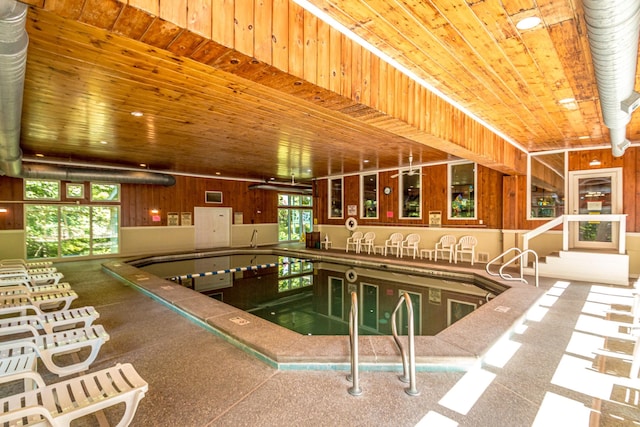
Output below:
[0,258,149,426]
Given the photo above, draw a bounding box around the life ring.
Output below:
[345,268,358,283]
[345,217,358,231]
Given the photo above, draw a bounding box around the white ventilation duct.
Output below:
[0,0,175,186]
[583,0,640,157]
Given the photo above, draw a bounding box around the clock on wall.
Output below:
[383,186,392,195]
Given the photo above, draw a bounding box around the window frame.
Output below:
[399,170,422,219]
[90,182,121,202]
[328,177,344,219]
[360,172,379,219]
[23,179,61,201]
[448,161,477,220]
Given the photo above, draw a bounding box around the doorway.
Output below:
[194,207,232,249]
[568,168,622,250]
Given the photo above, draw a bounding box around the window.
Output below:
[361,173,378,218]
[278,193,313,242]
[400,173,421,218]
[449,162,476,219]
[66,183,84,199]
[25,204,120,259]
[91,183,120,202]
[329,178,343,218]
[24,179,60,200]
[528,153,565,219]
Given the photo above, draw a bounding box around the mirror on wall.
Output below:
[529,153,565,219]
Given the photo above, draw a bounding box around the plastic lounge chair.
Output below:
[0,324,110,377]
[0,288,78,313]
[400,233,421,259]
[0,259,53,269]
[454,235,478,265]
[346,231,363,253]
[0,362,148,427]
[359,232,376,254]
[384,233,404,256]
[0,276,72,293]
[435,235,456,262]
[0,270,64,285]
[0,305,99,334]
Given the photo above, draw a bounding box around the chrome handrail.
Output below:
[486,247,539,287]
[347,291,362,396]
[391,292,419,396]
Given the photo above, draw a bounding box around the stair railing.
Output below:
[486,247,539,287]
[391,292,419,396]
[347,291,362,396]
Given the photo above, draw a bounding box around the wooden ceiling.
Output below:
[13,0,640,183]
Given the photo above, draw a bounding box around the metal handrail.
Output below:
[486,247,539,287]
[347,291,362,396]
[391,292,419,396]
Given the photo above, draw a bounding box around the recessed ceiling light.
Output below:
[215,172,221,175]
[100,140,108,145]
[578,135,591,140]
[130,111,143,117]
[35,153,44,157]
[363,159,370,163]
[516,16,541,30]
[139,163,146,167]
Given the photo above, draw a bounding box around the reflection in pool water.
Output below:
[139,255,496,336]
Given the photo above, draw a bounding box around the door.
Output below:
[194,207,231,249]
[568,168,622,250]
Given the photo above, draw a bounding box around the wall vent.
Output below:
[477,252,490,263]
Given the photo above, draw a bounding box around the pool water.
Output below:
[139,256,494,336]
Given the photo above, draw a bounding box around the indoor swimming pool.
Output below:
[109,247,535,370]
[136,253,499,336]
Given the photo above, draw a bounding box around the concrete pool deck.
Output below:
[103,246,544,371]
[23,248,640,426]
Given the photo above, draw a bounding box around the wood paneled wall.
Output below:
[120,175,278,227]
[503,147,640,233]
[315,163,504,229]
[0,175,278,230]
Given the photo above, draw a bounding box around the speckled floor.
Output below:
[5,251,640,427]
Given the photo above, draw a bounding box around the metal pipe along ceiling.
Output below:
[0,0,175,186]
[583,0,640,157]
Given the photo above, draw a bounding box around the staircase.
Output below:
[521,214,630,286]
[524,250,629,286]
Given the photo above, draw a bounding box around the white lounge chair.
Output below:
[0,285,78,312]
[0,258,53,269]
[0,270,64,285]
[0,362,148,426]
[400,233,421,259]
[0,305,99,334]
[359,232,376,254]
[384,233,403,256]
[454,235,478,265]
[0,324,110,377]
[0,275,72,293]
[435,235,456,262]
[346,231,363,253]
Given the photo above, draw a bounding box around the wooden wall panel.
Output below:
[0,177,24,230]
[120,175,279,226]
[187,0,213,38]
[254,0,273,63]
[271,0,289,71]
[317,163,503,229]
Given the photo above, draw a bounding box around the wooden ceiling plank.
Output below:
[234,0,255,57]
[187,0,213,39]
[254,0,273,63]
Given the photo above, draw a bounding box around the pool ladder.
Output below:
[348,291,419,396]
[250,229,258,248]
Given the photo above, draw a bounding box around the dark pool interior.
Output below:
[137,254,498,336]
